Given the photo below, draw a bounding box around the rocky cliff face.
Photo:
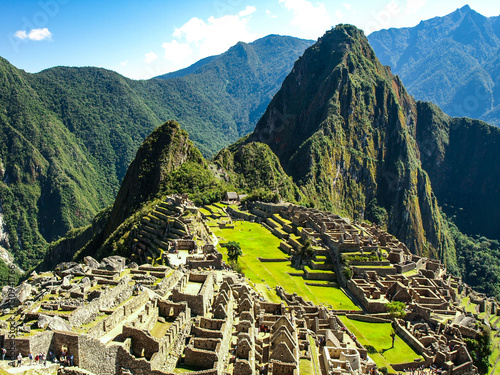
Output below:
[223,25,459,267]
[415,102,500,241]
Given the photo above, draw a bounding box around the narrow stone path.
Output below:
[99,303,147,344]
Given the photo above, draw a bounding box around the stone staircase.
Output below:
[131,201,190,264]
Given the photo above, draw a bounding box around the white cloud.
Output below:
[144,51,158,64]
[14,30,28,39]
[343,3,352,11]
[336,10,343,21]
[28,28,52,41]
[279,0,332,39]
[160,6,259,72]
[266,9,278,18]
[15,28,52,41]
[120,60,129,67]
[162,40,193,64]
[239,6,256,17]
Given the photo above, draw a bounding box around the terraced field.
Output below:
[211,220,358,310]
[339,316,422,372]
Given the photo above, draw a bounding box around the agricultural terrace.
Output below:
[209,219,359,310]
[339,316,422,372]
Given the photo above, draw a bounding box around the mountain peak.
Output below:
[459,4,472,12]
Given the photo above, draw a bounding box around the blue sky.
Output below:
[1,0,499,79]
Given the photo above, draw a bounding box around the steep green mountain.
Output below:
[39,26,500,298]
[156,34,314,137]
[0,35,311,269]
[0,58,117,268]
[368,5,500,126]
[217,24,500,296]
[227,25,454,266]
[38,120,228,268]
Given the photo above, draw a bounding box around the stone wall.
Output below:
[172,273,214,316]
[6,331,81,365]
[345,314,391,323]
[227,207,257,222]
[157,300,188,318]
[184,346,218,369]
[88,290,150,338]
[394,320,426,355]
[69,279,133,327]
[122,325,159,360]
[192,326,223,339]
[347,280,388,313]
[78,335,120,374]
[303,270,336,281]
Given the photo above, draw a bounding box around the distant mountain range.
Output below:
[368,5,500,126]
[0,35,312,269]
[45,25,500,299]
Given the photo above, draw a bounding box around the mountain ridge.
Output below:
[368,5,500,126]
[0,34,312,269]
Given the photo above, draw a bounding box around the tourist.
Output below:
[28,352,33,365]
[42,353,46,366]
[1,347,5,361]
[70,354,74,366]
[17,353,22,367]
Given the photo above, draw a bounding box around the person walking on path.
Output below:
[1,347,5,361]
[16,353,22,367]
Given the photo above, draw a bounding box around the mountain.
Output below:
[38,120,228,269]
[219,25,454,266]
[0,35,312,270]
[155,55,219,79]
[40,25,500,297]
[216,25,500,290]
[368,5,500,126]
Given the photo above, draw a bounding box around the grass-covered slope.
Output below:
[39,121,228,268]
[214,140,303,204]
[0,58,116,268]
[0,35,311,268]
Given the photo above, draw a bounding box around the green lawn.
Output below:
[199,207,211,216]
[339,317,421,372]
[308,334,321,375]
[299,358,315,375]
[212,221,359,310]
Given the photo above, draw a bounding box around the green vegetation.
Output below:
[212,220,358,310]
[385,301,407,320]
[299,358,314,375]
[0,258,20,287]
[369,6,500,127]
[339,317,421,372]
[225,241,242,263]
[464,324,492,374]
[449,218,500,299]
[151,321,172,339]
[0,35,311,270]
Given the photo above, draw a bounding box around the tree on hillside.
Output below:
[385,301,407,320]
[464,324,492,374]
[390,328,396,348]
[226,241,242,263]
[294,238,314,267]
